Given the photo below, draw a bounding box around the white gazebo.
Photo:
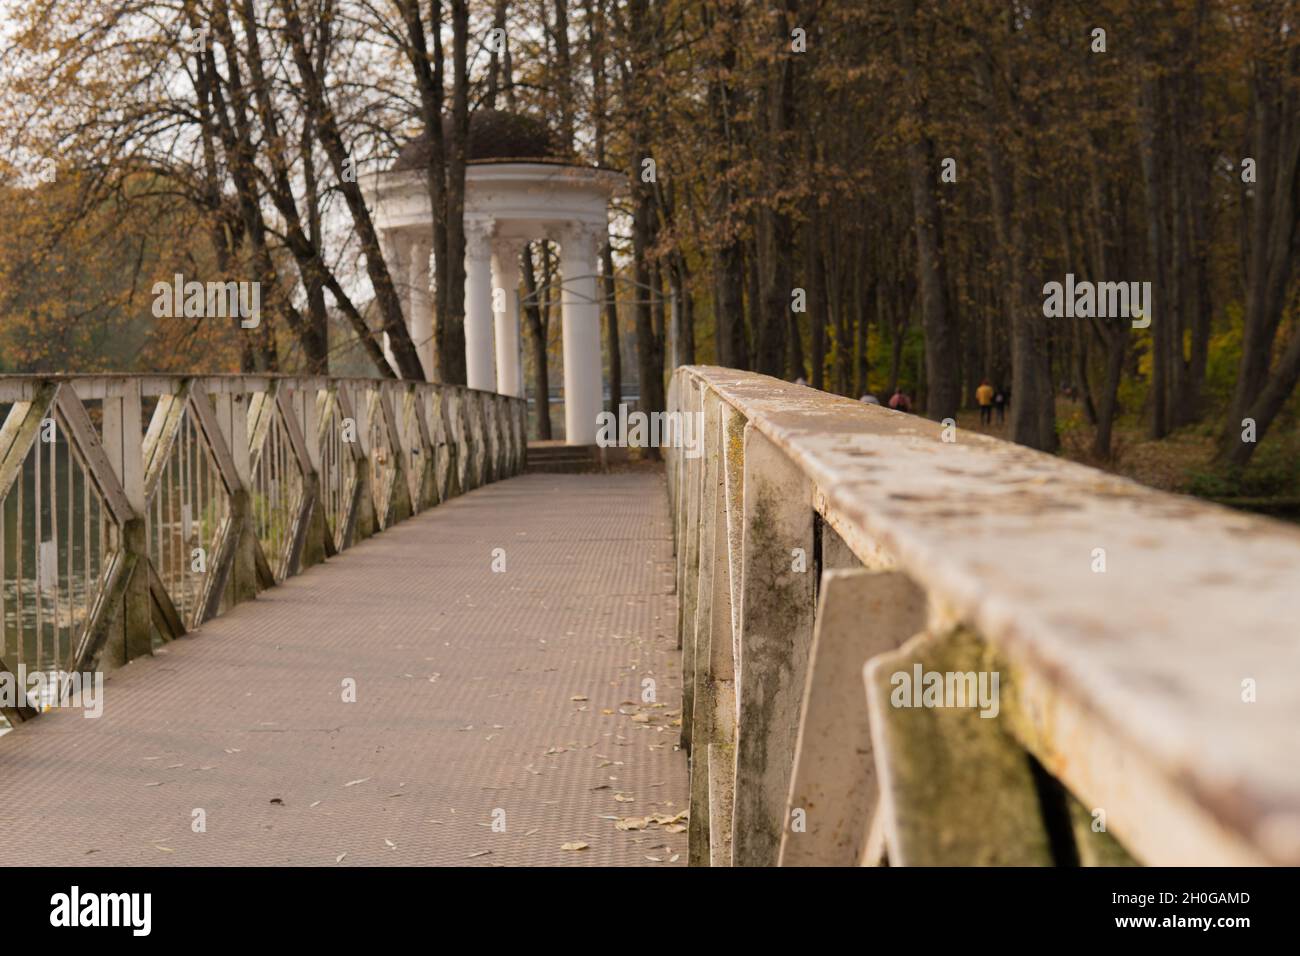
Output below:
[367,111,623,445]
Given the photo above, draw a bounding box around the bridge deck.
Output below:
[0,472,686,866]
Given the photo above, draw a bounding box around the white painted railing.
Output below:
[0,375,525,724]
[667,365,1300,867]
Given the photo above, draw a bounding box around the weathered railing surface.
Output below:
[667,366,1300,867]
[0,375,525,723]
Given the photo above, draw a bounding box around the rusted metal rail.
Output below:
[667,366,1300,867]
[0,375,525,724]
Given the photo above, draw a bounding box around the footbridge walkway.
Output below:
[0,374,683,865]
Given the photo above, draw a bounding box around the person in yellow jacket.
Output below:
[976,379,994,426]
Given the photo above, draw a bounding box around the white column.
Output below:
[381,231,410,374]
[560,222,603,445]
[408,238,434,380]
[464,220,496,391]
[491,238,524,397]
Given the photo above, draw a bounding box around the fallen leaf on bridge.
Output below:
[560,842,589,851]
[343,778,370,787]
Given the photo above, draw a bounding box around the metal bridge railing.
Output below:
[0,375,526,724]
[667,365,1300,867]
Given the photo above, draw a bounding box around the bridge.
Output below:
[1,368,1298,867]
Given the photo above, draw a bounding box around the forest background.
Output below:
[1,0,1298,511]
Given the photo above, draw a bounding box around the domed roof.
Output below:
[392,110,567,170]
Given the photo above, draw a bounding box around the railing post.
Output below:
[864,627,1054,866]
[426,390,449,504]
[468,392,486,489]
[410,386,438,510]
[778,568,926,866]
[685,386,719,862]
[705,401,747,866]
[513,395,525,474]
[686,389,748,867]
[442,389,465,497]
[301,382,331,565]
[731,424,816,866]
[378,383,412,525]
[482,393,499,485]
[213,389,258,606]
[101,380,150,666]
[679,378,704,743]
[349,384,378,541]
[280,383,328,573]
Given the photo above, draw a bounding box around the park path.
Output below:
[0,471,687,866]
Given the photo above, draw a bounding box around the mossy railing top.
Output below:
[0,374,526,726]
[667,365,1300,867]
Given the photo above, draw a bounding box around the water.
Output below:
[1,436,110,675]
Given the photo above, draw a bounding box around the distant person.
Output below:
[994,386,1009,425]
[860,393,881,405]
[976,379,994,426]
[888,389,912,413]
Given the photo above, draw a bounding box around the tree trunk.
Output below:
[586,0,621,407]
[522,243,552,440]
[278,0,422,378]
[896,0,960,421]
[439,0,470,385]
[972,38,1054,450]
[1219,15,1300,466]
